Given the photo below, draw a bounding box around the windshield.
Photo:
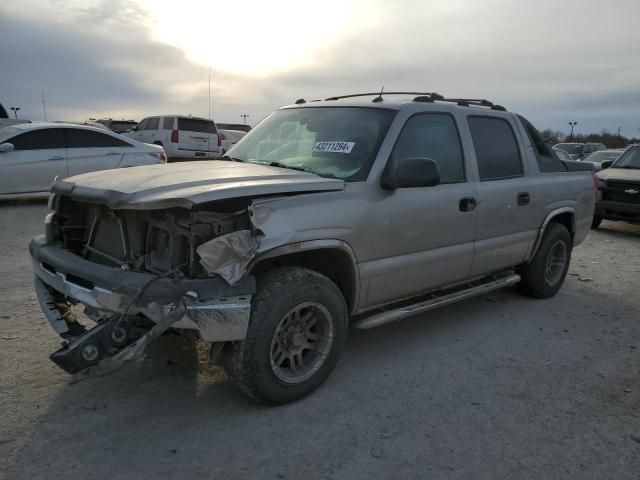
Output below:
[111,121,137,133]
[227,107,397,181]
[583,151,621,162]
[555,144,584,154]
[612,147,640,169]
[178,118,217,134]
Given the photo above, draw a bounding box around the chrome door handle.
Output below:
[48,156,64,161]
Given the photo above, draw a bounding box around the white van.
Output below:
[124,115,222,159]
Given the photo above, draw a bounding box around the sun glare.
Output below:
[135,0,365,75]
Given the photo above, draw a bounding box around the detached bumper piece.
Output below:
[30,236,255,377]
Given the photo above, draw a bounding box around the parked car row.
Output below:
[553,142,607,160]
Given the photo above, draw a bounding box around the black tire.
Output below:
[591,215,603,229]
[518,223,572,299]
[223,267,348,404]
[153,141,163,147]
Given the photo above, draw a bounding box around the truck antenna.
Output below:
[373,86,385,103]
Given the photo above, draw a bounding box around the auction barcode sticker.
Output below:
[313,141,355,154]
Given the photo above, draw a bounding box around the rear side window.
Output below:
[9,128,66,150]
[147,118,160,130]
[390,113,465,183]
[178,118,217,134]
[468,116,523,181]
[65,129,132,148]
[518,115,567,173]
[162,117,175,130]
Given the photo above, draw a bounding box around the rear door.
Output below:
[64,128,131,177]
[177,117,220,156]
[0,127,67,194]
[467,115,537,276]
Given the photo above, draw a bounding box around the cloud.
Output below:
[1,0,639,134]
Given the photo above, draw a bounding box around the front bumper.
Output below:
[596,200,640,223]
[30,235,255,374]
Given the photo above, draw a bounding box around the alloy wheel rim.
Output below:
[545,240,567,286]
[269,302,334,384]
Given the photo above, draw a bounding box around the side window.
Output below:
[468,116,523,181]
[390,113,465,183]
[518,115,567,173]
[137,118,149,131]
[162,117,175,130]
[147,118,160,130]
[65,129,129,148]
[9,128,66,150]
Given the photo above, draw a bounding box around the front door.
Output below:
[363,112,479,308]
[0,127,67,194]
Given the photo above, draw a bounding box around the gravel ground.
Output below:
[1,201,639,480]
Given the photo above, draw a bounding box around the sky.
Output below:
[1,0,639,135]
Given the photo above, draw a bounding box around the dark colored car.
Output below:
[216,123,252,133]
[594,145,640,227]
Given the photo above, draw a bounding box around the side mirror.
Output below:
[0,143,14,153]
[381,157,441,190]
[601,160,614,169]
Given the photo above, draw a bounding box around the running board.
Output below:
[353,273,521,330]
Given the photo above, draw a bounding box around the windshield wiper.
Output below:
[267,161,313,173]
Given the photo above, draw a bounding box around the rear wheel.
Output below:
[591,215,603,229]
[519,222,572,299]
[223,267,348,404]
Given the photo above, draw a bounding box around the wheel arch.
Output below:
[527,207,576,262]
[249,240,360,314]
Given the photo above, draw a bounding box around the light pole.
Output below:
[240,114,249,125]
[568,121,577,139]
[10,107,20,119]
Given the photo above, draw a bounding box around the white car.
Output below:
[124,115,222,159]
[219,129,247,155]
[0,123,166,199]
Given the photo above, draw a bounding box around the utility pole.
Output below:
[10,107,20,119]
[41,91,47,121]
[240,114,250,125]
[617,126,622,137]
[568,121,577,139]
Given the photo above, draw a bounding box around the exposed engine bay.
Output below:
[50,195,255,279]
[34,195,263,378]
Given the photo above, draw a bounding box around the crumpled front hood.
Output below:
[52,161,345,209]
[597,168,640,183]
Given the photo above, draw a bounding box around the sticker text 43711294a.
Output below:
[312,141,355,154]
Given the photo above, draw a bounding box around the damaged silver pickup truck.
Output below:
[30,92,595,403]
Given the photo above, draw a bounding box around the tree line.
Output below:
[540,129,640,148]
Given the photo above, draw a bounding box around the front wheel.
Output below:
[223,267,348,404]
[518,223,572,299]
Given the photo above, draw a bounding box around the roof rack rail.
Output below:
[311,92,508,111]
[324,92,440,101]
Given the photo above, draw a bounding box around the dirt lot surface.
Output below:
[1,201,639,480]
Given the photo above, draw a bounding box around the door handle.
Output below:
[106,151,120,155]
[459,197,478,212]
[517,192,530,206]
[48,156,64,161]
